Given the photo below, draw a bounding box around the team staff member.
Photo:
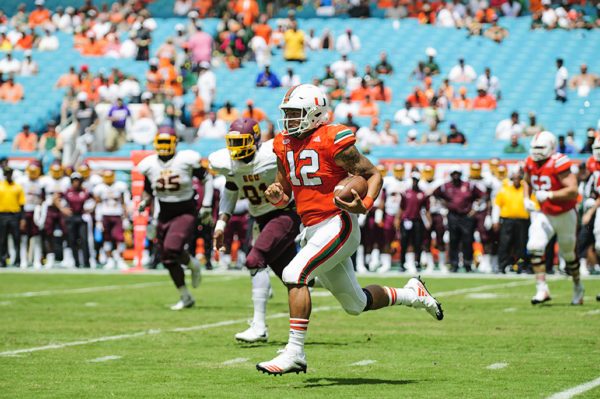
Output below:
[395,171,431,272]
[55,173,93,268]
[433,166,484,272]
[492,170,530,274]
[0,168,25,267]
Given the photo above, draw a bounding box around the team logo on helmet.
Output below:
[278,84,329,137]
[226,118,261,160]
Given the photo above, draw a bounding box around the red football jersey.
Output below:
[586,155,600,174]
[525,153,576,215]
[273,123,356,226]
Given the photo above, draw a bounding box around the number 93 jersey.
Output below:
[208,139,278,217]
[137,150,200,203]
[273,123,356,226]
[525,153,577,215]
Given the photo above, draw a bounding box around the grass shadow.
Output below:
[301,377,418,388]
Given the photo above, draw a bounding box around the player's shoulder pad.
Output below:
[325,123,355,144]
[178,149,202,167]
[208,148,232,175]
[136,154,156,174]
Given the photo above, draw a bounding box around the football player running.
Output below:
[138,126,207,310]
[523,131,583,305]
[258,84,443,375]
[209,118,301,343]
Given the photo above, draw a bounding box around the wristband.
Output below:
[363,196,374,211]
[214,219,227,232]
[272,195,287,207]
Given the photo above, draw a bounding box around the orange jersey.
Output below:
[586,155,600,173]
[273,124,356,226]
[525,153,576,215]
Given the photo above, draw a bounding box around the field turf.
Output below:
[0,270,599,398]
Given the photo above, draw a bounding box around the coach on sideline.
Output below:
[0,168,25,267]
[492,169,530,274]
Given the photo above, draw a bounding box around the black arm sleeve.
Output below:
[225,181,238,191]
[143,178,153,195]
[192,167,207,182]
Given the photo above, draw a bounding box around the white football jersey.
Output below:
[94,181,128,217]
[137,150,201,203]
[83,173,103,193]
[16,176,43,212]
[419,179,445,214]
[39,176,70,206]
[382,176,404,216]
[209,140,278,217]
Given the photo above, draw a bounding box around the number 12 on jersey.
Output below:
[286,150,322,186]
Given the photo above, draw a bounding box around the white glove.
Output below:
[484,215,493,230]
[358,213,367,227]
[95,221,104,233]
[146,221,157,241]
[374,209,384,225]
[523,198,537,212]
[138,198,149,213]
[535,190,552,203]
[122,218,131,230]
[199,206,212,224]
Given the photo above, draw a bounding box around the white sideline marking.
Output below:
[0,301,13,306]
[0,282,166,298]
[546,376,600,399]
[350,360,377,366]
[84,302,98,307]
[584,309,600,315]
[222,357,249,365]
[486,363,508,370]
[435,280,531,297]
[466,293,499,299]
[503,308,517,312]
[0,306,333,356]
[87,355,122,363]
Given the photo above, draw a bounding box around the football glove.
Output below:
[535,190,552,203]
[523,198,537,212]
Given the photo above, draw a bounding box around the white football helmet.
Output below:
[529,131,556,162]
[592,137,600,162]
[278,84,329,137]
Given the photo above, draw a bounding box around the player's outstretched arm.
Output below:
[552,170,578,200]
[265,157,292,207]
[333,144,383,214]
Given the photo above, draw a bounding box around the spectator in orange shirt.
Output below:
[471,84,497,110]
[253,14,272,43]
[55,66,79,89]
[451,86,472,110]
[189,86,205,127]
[475,4,497,22]
[234,0,260,26]
[16,29,36,50]
[1,77,24,103]
[370,80,392,103]
[241,99,266,122]
[358,94,380,117]
[406,86,429,108]
[81,34,105,56]
[216,101,240,123]
[423,76,435,102]
[12,125,37,152]
[350,79,370,102]
[145,59,162,96]
[29,0,51,28]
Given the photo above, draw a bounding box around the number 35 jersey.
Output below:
[273,123,356,226]
[137,150,200,203]
[525,153,576,215]
[209,139,278,218]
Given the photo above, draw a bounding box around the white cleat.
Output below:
[170,295,195,310]
[188,256,202,288]
[104,258,116,270]
[116,259,129,270]
[531,287,551,305]
[571,282,584,306]
[45,253,55,269]
[256,347,307,375]
[404,276,444,320]
[235,322,268,343]
[20,261,28,269]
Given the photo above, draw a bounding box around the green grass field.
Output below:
[0,271,599,399]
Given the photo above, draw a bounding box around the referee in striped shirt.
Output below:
[0,168,25,267]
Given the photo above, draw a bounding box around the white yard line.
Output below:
[87,355,122,363]
[486,363,508,370]
[584,309,600,315]
[0,275,243,299]
[350,360,377,366]
[0,306,333,356]
[0,301,13,306]
[503,308,517,312]
[434,280,531,297]
[546,376,600,399]
[222,357,250,365]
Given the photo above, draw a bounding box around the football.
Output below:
[334,175,368,202]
